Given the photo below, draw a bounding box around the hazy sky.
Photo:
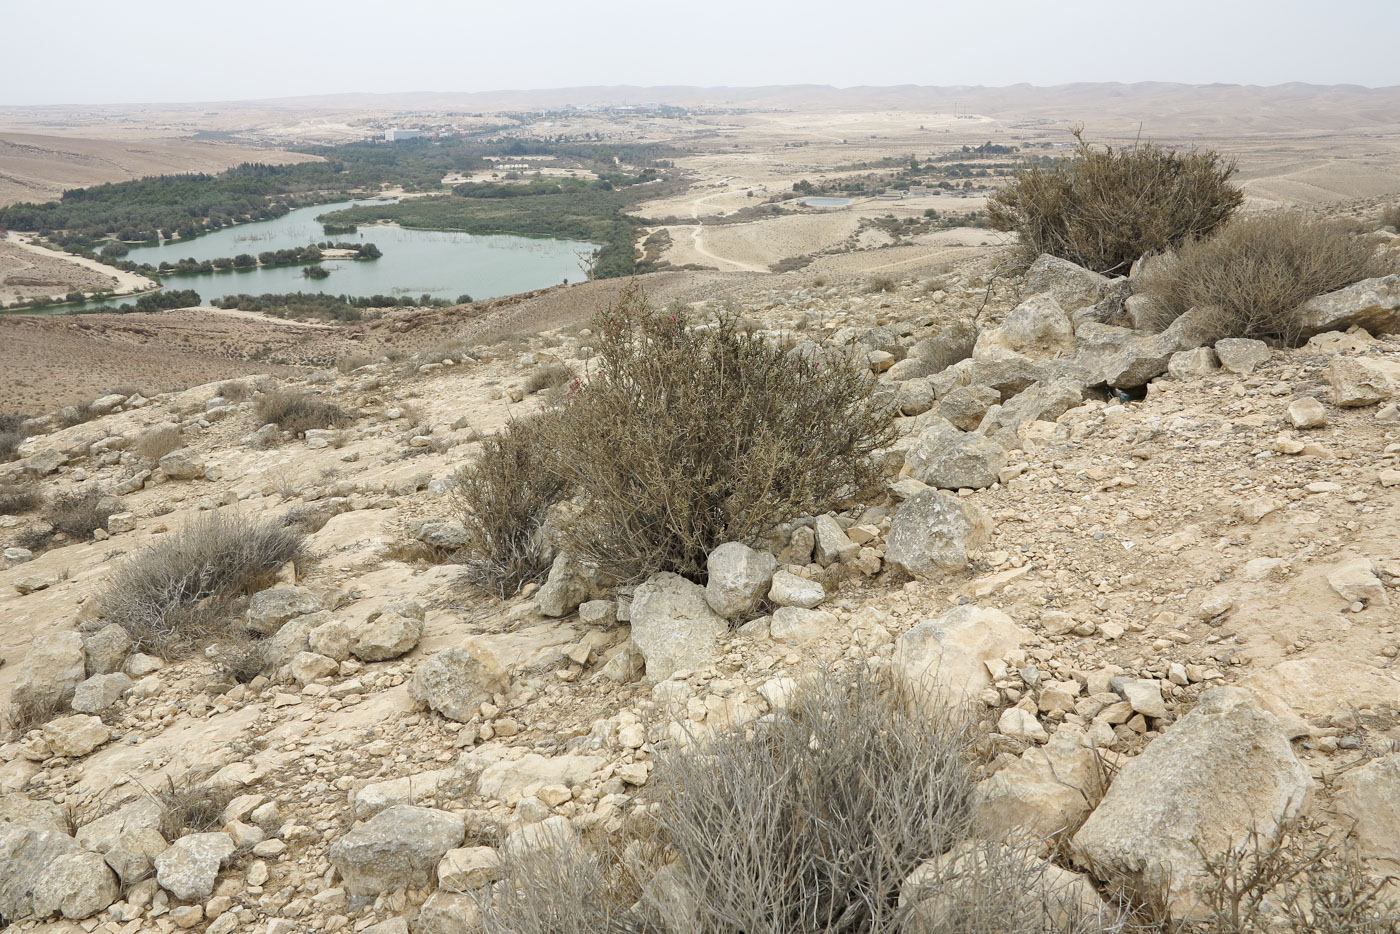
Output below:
[7,0,1399,106]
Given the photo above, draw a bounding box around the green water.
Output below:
[53,199,597,313]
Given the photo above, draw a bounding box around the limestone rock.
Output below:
[813,514,858,566]
[985,293,1075,357]
[410,643,509,722]
[351,769,455,819]
[1024,254,1114,311]
[1294,275,1400,339]
[1287,396,1328,429]
[10,630,86,713]
[1168,347,1220,381]
[768,570,825,609]
[906,419,1007,490]
[70,673,133,713]
[477,754,604,801]
[769,607,836,644]
[972,728,1099,844]
[501,815,579,859]
[885,489,991,578]
[158,450,205,480]
[1071,687,1311,919]
[413,518,470,549]
[82,624,132,676]
[892,605,1030,707]
[416,891,482,934]
[629,572,728,680]
[1328,752,1400,866]
[351,600,424,661]
[246,586,323,636]
[1114,678,1168,719]
[1327,357,1394,406]
[1213,338,1270,376]
[704,542,777,618]
[327,805,465,896]
[154,832,235,901]
[42,714,109,757]
[536,553,590,618]
[437,846,503,891]
[1326,556,1389,607]
[938,384,1001,431]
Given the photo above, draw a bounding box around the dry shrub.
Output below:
[148,773,235,839]
[135,425,183,463]
[1198,819,1399,934]
[0,481,42,516]
[1380,204,1400,230]
[99,511,305,656]
[921,319,978,374]
[218,380,252,403]
[867,274,899,293]
[452,413,568,596]
[649,665,973,933]
[335,353,376,374]
[0,413,25,462]
[254,389,354,434]
[545,285,894,582]
[2,691,65,737]
[524,362,572,395]
[1136,213,1388,344]
[21,487,119,549]
[989,129,1243,274]
[472,837,655,934]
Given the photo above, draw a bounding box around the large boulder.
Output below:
[1294,275,1400,339]
[410,643,509,722]
[978,293,1075,358]
[41,714,109,758]
[1328,752,1400,867]
[971,727,1100,845]
[768,570,825,609]
[0,824,120,921]
[476,754,605,801]
[1076,307,1215,389]
[812,515,858,566]
[1024,254,1115,311]
[327,805,464,896]
[938,384,1002,431]
[892,606,1029,707]
[82,624,132,676]
[245,586,323,636]
[1070,687,1312,919]
[1326,357,1395,407]
[9,631,86,713]
[76,797,166,886]
[977,378,1085,448]
[884,488,991,578]
[905,419,1007,490]
[69,673,133,714]
[1214,338,1270,376]
[154,832,236,901]
[629,572,728,680]
[157,450,205,480]
[704,542,777,618]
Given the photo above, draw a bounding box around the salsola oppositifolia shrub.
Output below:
[546,284,894,583]
[988,130,1243,275]
[1136,213,1387,344]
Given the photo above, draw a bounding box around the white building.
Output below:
[384,128,422,142]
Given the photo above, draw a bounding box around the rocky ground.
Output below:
[1,252,1399,933]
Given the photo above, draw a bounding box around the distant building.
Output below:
[384,128,422,141]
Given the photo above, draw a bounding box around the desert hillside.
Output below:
[1,247,1399,932]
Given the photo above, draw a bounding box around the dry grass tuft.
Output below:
[255,388,354,435]
[99,511,305,657]
[1136,213,1388,344]
[135,425,183,463]
[0,413,25,462]
[524,362,572,395]
[866,274,899,293]
[1379,204,1400,230]
[0,481,43,516]
[148,773,236,839]
[989,129,1243,275]
[2,691,66,738]
[20,487,119,550]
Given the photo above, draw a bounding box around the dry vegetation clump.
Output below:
[255,388,355,434]
[475,667,1126,934]
[335,353,376,374]
[1379,203,1400,230]
[989,130,1243,275]
[99,511,305,656]
[1196,820,1400,933]
[218,380,253,403]
[148,772,236,839]
[866,274,899,293]
[542,285,894,583]
[1136,213,1388,344]
[452,413,568,596]
[524,362,572,395]
[2,691,66,738]
[134,424,183,462]
[20,486,119,550]
[0,413,25,462]
[0,480,43,516]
